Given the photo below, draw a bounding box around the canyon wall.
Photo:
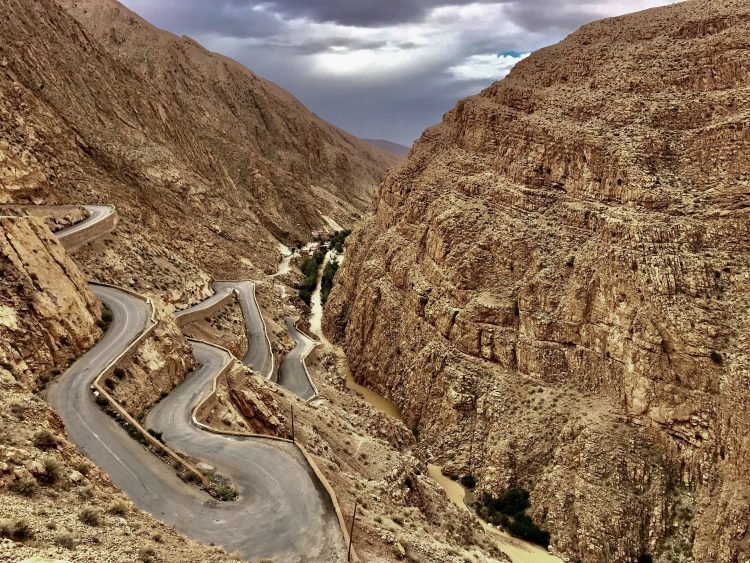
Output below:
[325,1,750,561]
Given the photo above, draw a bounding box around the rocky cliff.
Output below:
[325,1,750,561]
[0,216,102,389]
[0,0,397,305]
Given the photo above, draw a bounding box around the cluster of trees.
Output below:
[329,229,352,253]
[474,487,551,548]
[298,249,326,305]
[320,259,340,304]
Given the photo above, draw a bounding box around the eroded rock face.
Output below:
[0,216,101,389]
[325,1,750,561]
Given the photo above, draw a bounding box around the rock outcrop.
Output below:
[0,216,101,389]
[325,1,750,561]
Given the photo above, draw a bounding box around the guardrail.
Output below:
[187,336,359,562]
[292,318,321,400]
[174,287,236,328]
[89,282,208,487]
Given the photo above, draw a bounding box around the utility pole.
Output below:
[291,404,295,443]
[347,501,358,561]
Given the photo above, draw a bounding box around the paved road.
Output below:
[145,341,344,561]
[174,285,233,321]
[214,281,274,379]
[278,318,317,400]
[49,286,344,562]
[58,204,115,237]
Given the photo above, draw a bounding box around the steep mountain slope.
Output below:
[325,1,750,561]
[364,139,411,159]
[0,0,397,305]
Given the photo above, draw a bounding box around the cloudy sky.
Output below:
[120,0,681,146]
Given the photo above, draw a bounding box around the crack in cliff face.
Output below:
[324,1,750,561]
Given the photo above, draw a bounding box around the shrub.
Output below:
[74,460,91,476]
[10,477,38,497]
[114,367,127,380]
[79,508,101,527]
[211,483,238,502]
[98,307,114,330]
[37,457,63,485]
[710,351,724,365]
[638,555,653,563]
[507,513,550,547]
[0,518,33,541]
[55,531,77,549]
[33,429,58,450]
[109,500,129,516]
[460,474,477,489]
[139,546,157,562]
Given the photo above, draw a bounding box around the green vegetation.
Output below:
[208,473,238,501]
[329,229,352,253]
[320,259,340,304]
[97,305,113,330]
[298,249,325,305]
[459,474,477,489]
[475,487,550,548]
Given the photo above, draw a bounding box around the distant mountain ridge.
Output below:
[363,139,410,159]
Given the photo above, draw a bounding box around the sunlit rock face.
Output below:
[325,1,750,561]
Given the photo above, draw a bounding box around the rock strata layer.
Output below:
[325,1,750,561]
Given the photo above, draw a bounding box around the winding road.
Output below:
[278,318,318,400]
[44,208,346,562]
[214,281,274,378]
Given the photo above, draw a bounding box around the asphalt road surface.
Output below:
[174,285,233,320]
[277,318,317,400]
[49,285,344,562]
[56,204,114,239]
[214,281,275,379]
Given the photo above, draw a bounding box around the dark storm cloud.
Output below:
[120,0,680,145]
[264,0,506,27]
[123,0,284,38]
